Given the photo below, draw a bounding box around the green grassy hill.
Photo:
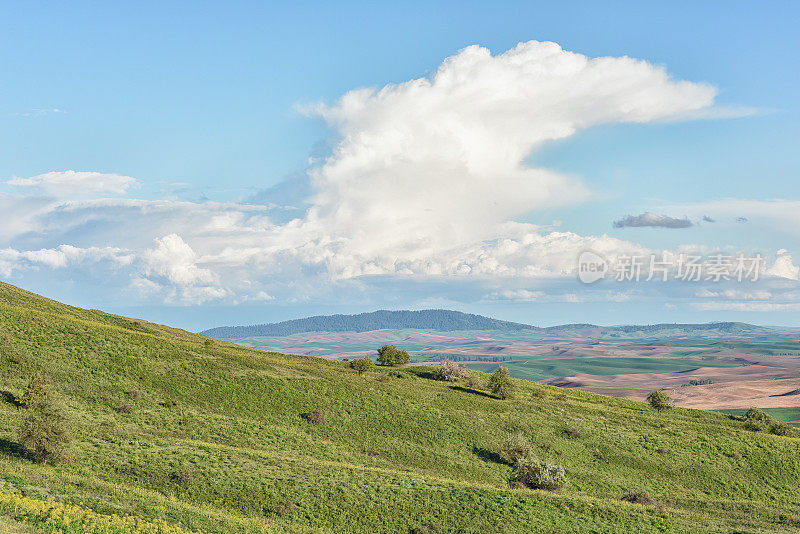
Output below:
[1,281,799,533]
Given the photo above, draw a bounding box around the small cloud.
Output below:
[766,249,799,280]
[702,215,715,223]
[13,108,66,117]
[487,289,544,301]
[613,212,693,229]
[8,170,137,196]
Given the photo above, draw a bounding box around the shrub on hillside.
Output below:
[117,404,133,414]
[740,407,794,435]
[20,373,52,408]
[489,367,515,399]
[171,468,195,485]
[622,489,654,505]
[349,356,374,375]
[743,407,774,432]
[411,523,442,534]
[769,421,794,436]
[646,390,672,413]
[376,345,411,366]
[463,375,487,390]
[304,409,326,425]
[270,500,295,518]
[499,433,534,464]
[512,456,566,491]
[434,359,470,382]
[18,376,71,464]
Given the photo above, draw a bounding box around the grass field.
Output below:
[1,281,800,532]
[464,357,741,382]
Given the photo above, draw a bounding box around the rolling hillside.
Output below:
[1,281,800,533]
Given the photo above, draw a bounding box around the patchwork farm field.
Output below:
[464,357,742,382]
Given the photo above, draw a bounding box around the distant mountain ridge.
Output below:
[201,309,535,338]
[200,310,778,339]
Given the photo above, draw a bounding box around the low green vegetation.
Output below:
[1,281,800,532]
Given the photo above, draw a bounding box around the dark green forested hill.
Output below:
[202,308,778,341]
[1,280,799,533]
[201,309,536,338]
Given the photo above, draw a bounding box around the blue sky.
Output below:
[1,1,799,330]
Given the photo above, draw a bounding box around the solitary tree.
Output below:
[646,390,672,413]
[349,356,374,376]
[489,366,515,399]
[18,375,71,464]
[376,345,410,366]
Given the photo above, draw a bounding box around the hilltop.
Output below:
[1,280,799,532]
[201,309,536,338]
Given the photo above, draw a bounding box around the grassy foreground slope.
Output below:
[0,282,799,533]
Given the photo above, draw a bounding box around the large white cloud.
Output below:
[299,41,715,269]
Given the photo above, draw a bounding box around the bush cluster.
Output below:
[622,489,654,505]
[499,433,566,491]
[304,409,326,425]
[512,456,567,491]
[434,359,470,382]
[744,407,795,436]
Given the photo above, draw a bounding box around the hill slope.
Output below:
[1,281,799,533]
[201,309,536,338]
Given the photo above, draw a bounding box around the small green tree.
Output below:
[376,345,411,366]
[646,390,672,413]
[489,367,515,399]
[349,356,374,375]
[18,375,71,464]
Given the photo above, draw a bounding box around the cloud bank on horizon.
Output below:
[613,212,693,229]
[1,41,798,313]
